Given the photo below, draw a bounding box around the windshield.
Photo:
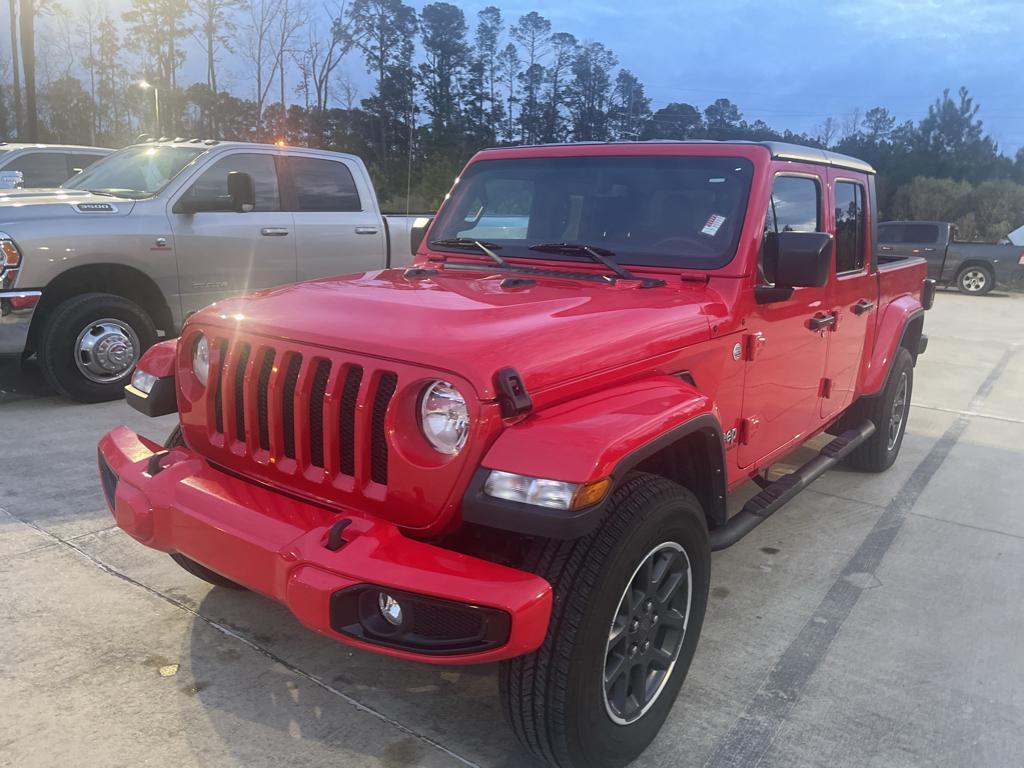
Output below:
[429,155,754,270]
[63,145,206,199]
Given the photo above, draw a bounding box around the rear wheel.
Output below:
[956,265,994,295]
[37,292,156,402]
[164,426,246,591]
[845,346,914,472]
[500,473,710,768]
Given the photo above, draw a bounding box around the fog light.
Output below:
[378,593,403,626]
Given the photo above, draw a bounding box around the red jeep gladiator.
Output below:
[98,141,933,768]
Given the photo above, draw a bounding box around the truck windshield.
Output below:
[429,155,754,270]
[63,145,206,199]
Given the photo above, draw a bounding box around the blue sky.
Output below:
[23,0,1024,153]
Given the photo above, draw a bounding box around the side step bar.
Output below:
[709,420,876,552]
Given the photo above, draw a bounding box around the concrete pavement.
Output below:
[1,288,1021,767]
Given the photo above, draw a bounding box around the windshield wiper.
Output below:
[429,238,508,267]
[528,243,665,287]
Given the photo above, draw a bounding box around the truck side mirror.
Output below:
[227,171,255,213]
[764,231,833,288]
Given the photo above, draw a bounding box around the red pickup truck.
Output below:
[98,141,932,768]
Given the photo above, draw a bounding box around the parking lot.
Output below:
[1,288,1022,768]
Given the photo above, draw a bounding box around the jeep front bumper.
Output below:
[97,426,552,663]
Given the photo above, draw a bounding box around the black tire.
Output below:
[500,472,710,768]
[956,264,994,295]
[37,292,157,402]
[163,426,247,590]
[844,346,914,472]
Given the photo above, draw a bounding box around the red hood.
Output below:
[193,267,717,400]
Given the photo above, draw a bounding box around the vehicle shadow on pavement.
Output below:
[0,357,57,401]
[186,586,537,767]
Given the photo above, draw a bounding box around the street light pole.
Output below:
[139,80,161,137]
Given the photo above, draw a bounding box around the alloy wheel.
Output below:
[603,541,692,725]
[888,371,908,450]
[960,269,987,293]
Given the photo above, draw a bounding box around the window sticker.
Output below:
[701,213,726,236]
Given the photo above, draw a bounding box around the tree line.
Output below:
[2,0,1024,236]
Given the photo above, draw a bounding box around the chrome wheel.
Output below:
[603,541,691,725]
[74,318,140,384]
[960,269,987,293]
[888,371,908,450]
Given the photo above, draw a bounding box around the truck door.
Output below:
[284,155,387,281]
[820,173,874,419]
[738,171,830,468]
[880,222,943,280]
[170,151,296,316]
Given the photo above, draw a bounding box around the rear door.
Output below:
[170,150,296,316]
[820,172,875,419]
[881,222,943,280]
[739,170,831,468]
[284,154,386,281]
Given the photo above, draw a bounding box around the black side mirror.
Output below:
[227,171,255,213]
[764,231,832,288]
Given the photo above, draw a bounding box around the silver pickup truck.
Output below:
[0,140,431,401]
[878,220,1024,295]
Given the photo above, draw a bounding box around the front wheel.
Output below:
[37,292,157,402]
[500,473,710,768]
[956,265,994,295]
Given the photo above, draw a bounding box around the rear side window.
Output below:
[288,157,361,212]
[834,181,866,273]
[903,223,939,243]
[180,153,281,211]
[6,152,70,186]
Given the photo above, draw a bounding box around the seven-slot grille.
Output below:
[206,337,399,486]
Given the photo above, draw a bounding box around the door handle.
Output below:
[260,227,289,236]
[880,245,893,251]
[808,312,836,331]
[355,226,378,235]
[852,299,875,315]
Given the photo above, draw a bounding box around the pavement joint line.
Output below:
[907,511,1024,542]
[911,403,1024,425]
[704,346,1017,768]
[7,513,482,768]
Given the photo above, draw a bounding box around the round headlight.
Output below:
[420,380,469,455]
[193,334,210,387]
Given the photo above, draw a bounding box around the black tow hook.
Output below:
[146,450,171,476]
[325,518,353,552]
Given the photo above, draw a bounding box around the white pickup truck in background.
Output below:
[0,140,432,401]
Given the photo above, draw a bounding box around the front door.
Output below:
[821,173,875,419]
[739,171,830,468]
[170,151,296,316]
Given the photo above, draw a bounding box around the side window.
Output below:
[761,175,821,284]
[903,223,939,243]
[68,153,104,176]
[288,157,361,212]
[7,152,70,186]
[834,181,866,273]
[878,225,902,244]
[179,153,280,211]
